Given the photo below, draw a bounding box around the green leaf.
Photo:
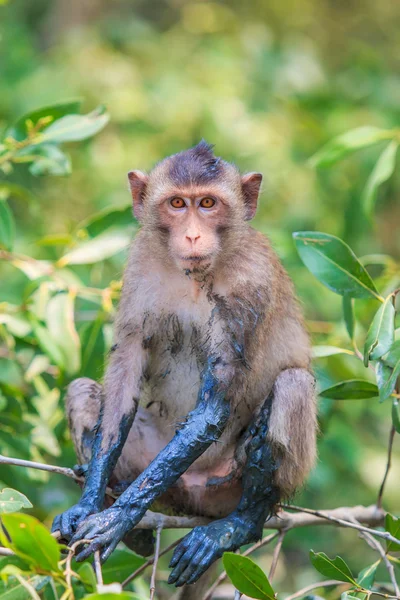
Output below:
[0,574,46,600]
[222,553,275,600]
[310,126,391,168]
[319,380,378,399]
[385,514,400,553]
[76,204,135,238]
[312,346,354,358]
[357,560,379,589]
[58,228,132,266]
[46,292,81,375]
[40,106,109,143]
[27,145,71,177]
[376,360,394,402]
[0,514,61,573]
[363,141,398,216]
[0,200,15,251]
[363,294,395,366]
[293,232,380,299]
[0,489,32,514]
[392,399,400,434]
[6,100,82,141]
[77,563,97,592]
[310,551,357,584]
[31,321,65,370]
[378,341,400,401]
[343,295,355,341]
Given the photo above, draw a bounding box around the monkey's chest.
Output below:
[139,314,207,425]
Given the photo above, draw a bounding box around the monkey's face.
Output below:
[153,190,232,272]
[127,142,263,274]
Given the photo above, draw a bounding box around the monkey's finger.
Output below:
[174,545,210,587]
[168,538,206,585]
[51,515,61,534]
[60,513,76,540]
[100,538,119,563]
[169,537,192,569]
[169,528,206,569]
[75,539,102,562]
[185,548,219,585]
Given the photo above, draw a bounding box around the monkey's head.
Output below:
[128,141,262,274]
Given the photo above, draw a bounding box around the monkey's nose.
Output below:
[186,235,201,244]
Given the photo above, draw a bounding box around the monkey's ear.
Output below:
[241,173,262,221]
[128,170,148,221]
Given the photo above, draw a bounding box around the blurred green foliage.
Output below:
[0,0,399,597]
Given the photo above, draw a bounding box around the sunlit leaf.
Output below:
[0,314,31,338]
[58,228,132,266]
[293,232,380,299]
[312,346,354,358]
[40,106,109,143]
[222,553,275,600]
[319,380,378,399]
[343,295,355,341]
[46,292,81,375]
[30,321,65,370]
[10,258,53,280]
[363,294,395,365]
[310,551,357,584]
[385,514,400,553]
[0,489,32,514]
[24,355,50,382]
[0,200,15,251]
[310,126,391,168]
[363,141,398,216]
[0,513,62,573]
[6,100,82,141]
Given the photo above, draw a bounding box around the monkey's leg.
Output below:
[168,368,316,587]
[70,359,231,562]
[64,378,155,557]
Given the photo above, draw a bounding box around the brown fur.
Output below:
[68,140,317,526]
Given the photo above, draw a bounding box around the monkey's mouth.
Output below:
[179,254,212,263]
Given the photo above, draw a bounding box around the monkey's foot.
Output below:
[70,506,138,563]
[168,513,258,587]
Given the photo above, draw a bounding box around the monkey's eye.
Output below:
[170,197,186,209]
[200,197,216,209]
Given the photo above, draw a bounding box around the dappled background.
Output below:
[1,0,399,596]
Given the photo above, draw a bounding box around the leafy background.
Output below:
[0,0,399,597]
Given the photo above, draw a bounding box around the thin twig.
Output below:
[284,580,349,600]
[122,537,182,588]
[94,550,103,586]
[268,531,285,582]
[377,425,396,509]
[0,547,14,557]
[149,525,163,600]
[357,527,400,598]
[202,533,279,600]
[283,504,396,545]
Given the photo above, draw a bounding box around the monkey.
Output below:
[52,141,317,595]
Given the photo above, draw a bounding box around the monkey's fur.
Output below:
[53,142,317,595]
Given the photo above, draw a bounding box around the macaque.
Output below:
[53,141,317,594]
